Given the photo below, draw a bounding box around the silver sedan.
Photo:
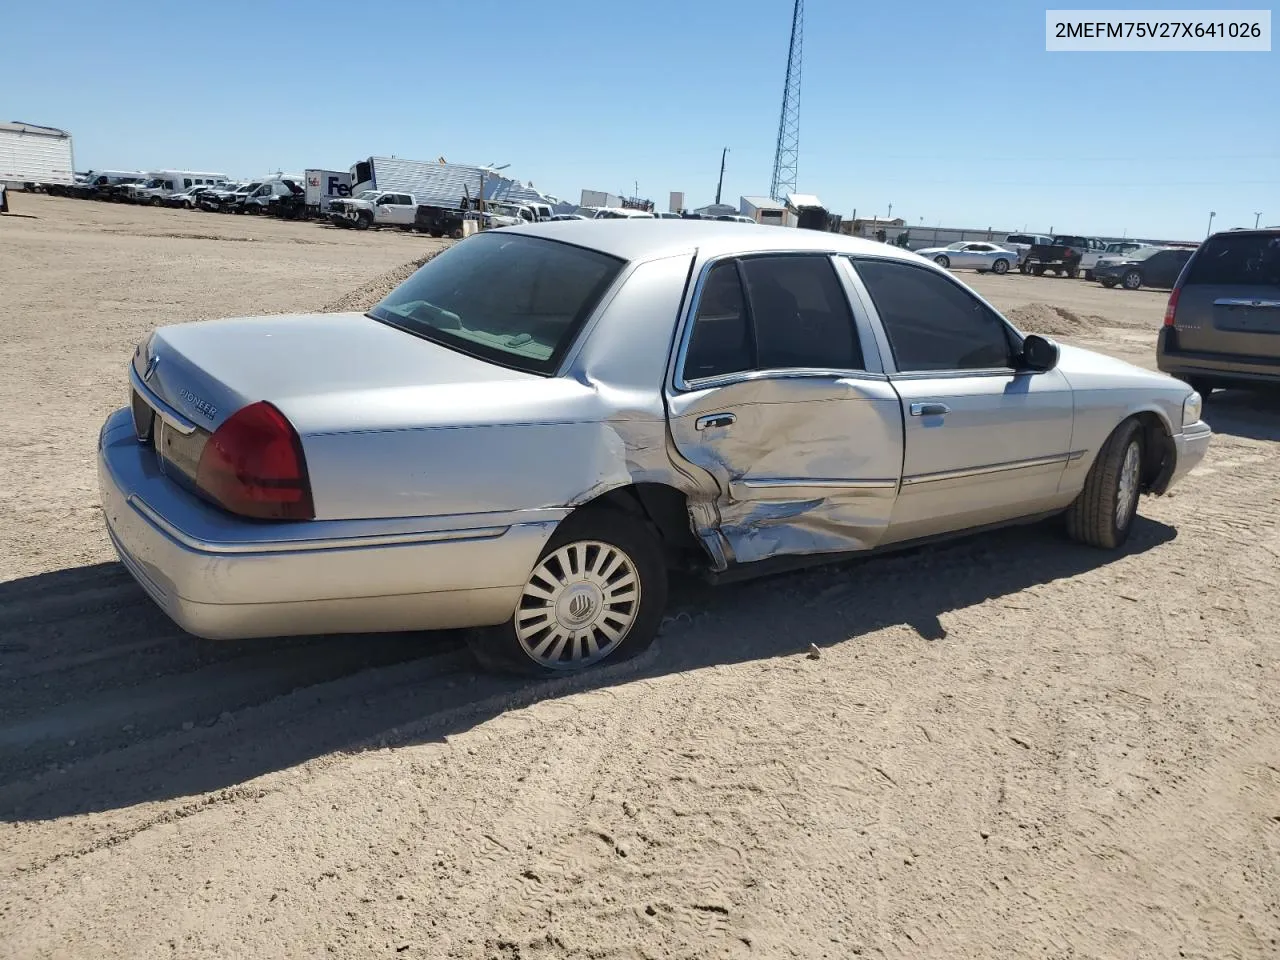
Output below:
[99,222,1211,675]
[915,241,1018,274]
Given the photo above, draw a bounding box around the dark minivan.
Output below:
[1157,229,1280,393]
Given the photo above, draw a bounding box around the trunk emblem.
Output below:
[143,355,159,382]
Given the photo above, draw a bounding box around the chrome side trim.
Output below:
[902,452,1074,487]
[737,477,899,491]
[1214,297,1280,309]
[129,364,199,436]
[127,496,512,556]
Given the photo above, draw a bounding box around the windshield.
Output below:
[355,190,379,200]
[238,182,261,194]
[1124,246,1163,261]
[368,233,625,375]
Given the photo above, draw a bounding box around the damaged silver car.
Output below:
[99,221,1211,674]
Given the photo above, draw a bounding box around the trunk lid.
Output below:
[133,311,539,435]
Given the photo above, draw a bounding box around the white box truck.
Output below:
[0,122,75,189]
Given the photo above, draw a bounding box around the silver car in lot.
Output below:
[99,222,1212,675]
[914,241,1018,274]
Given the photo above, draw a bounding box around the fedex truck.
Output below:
[304,169,352,215]
[0,122,75,189]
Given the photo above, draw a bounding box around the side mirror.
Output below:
[1021,333,1060,372]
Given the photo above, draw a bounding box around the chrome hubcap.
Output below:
[1116,441,1140,529]
[1124,272,1140,289]
[515,540,640,670]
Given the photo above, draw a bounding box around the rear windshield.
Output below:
[369,232,625,374]
[1184,234,1280,286]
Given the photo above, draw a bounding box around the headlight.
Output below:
[1182,391,1203,427]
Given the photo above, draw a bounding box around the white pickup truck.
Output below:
[328,190,419,230]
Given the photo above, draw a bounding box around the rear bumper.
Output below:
[97,408,560,640]
[1157,328,1280,384]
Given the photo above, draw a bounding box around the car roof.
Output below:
[501,219,924,265]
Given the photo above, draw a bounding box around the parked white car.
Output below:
[915,241,1017,275]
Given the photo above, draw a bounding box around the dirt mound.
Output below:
[1006,302,1107,338]
[322,243,453,313]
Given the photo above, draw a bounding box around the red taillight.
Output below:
[196,401,314,520]
[1164,286,1181,327]
[1062,247,1074,258]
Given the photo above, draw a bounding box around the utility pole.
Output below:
[887,202,892,220]
[715,147,729,205]
[1206,211,1216,237]
[1256,212,1263,228]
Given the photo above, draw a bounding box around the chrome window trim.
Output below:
[668,250,883,394]
[844,254,1031,378]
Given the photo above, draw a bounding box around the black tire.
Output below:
[1033,265,1046,276]
[1122,270,1143,290]
[992,258,1010,275]
[1084,269,1095,281]
[355,212,372,231]
[1018,262,1029,274]
[1064,266,1079,279]
[450,228,464,240]
[1101,279,1117,288]
[466,507,668,677]
[934,255,950,268]
[1064,419,1144,549]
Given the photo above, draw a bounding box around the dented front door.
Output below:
[666,373,904,565]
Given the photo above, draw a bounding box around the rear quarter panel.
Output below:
[303,253,696,522]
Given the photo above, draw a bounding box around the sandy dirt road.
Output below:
[1,196,1278,959]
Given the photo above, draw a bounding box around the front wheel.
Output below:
[466,508,668,676]
[1065,419,1144,549]
[992,258,1010,275]
[1084,269,1095,281]
[1018,262,1030,274]
[934,255,950,268]
[1122,270,1143,290]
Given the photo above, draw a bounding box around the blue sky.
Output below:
[4,0,1275,239]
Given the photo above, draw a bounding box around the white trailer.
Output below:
[0,122,75,188]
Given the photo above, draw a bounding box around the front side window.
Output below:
[853,259,1016,372]
[370,233,624,375]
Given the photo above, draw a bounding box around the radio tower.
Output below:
[769,0,804,202]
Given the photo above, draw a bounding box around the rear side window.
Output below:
[854,258,1015,371]
[739,256,861,371]
[1184,234,1280,286]
[684,263,752,379]
[682,256,863,381]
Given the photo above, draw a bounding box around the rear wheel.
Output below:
[1065,419,1144,549]
[1033,265,1046,276]
[1084,269,1094,281]
[1018,262,1030,274]
[992,258,1010,275]
[1064,266,1079,279]
[1122,269,1143,290]
[934,255,950,268]
[466,508,668,676]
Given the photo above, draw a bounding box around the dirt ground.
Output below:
[1,194,1277,960]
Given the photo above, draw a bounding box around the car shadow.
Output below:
[0,516,1177,822]
[1202,387,1280,442]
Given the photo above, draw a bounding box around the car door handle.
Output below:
[910,402,950,417]
[695,413,736,431]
